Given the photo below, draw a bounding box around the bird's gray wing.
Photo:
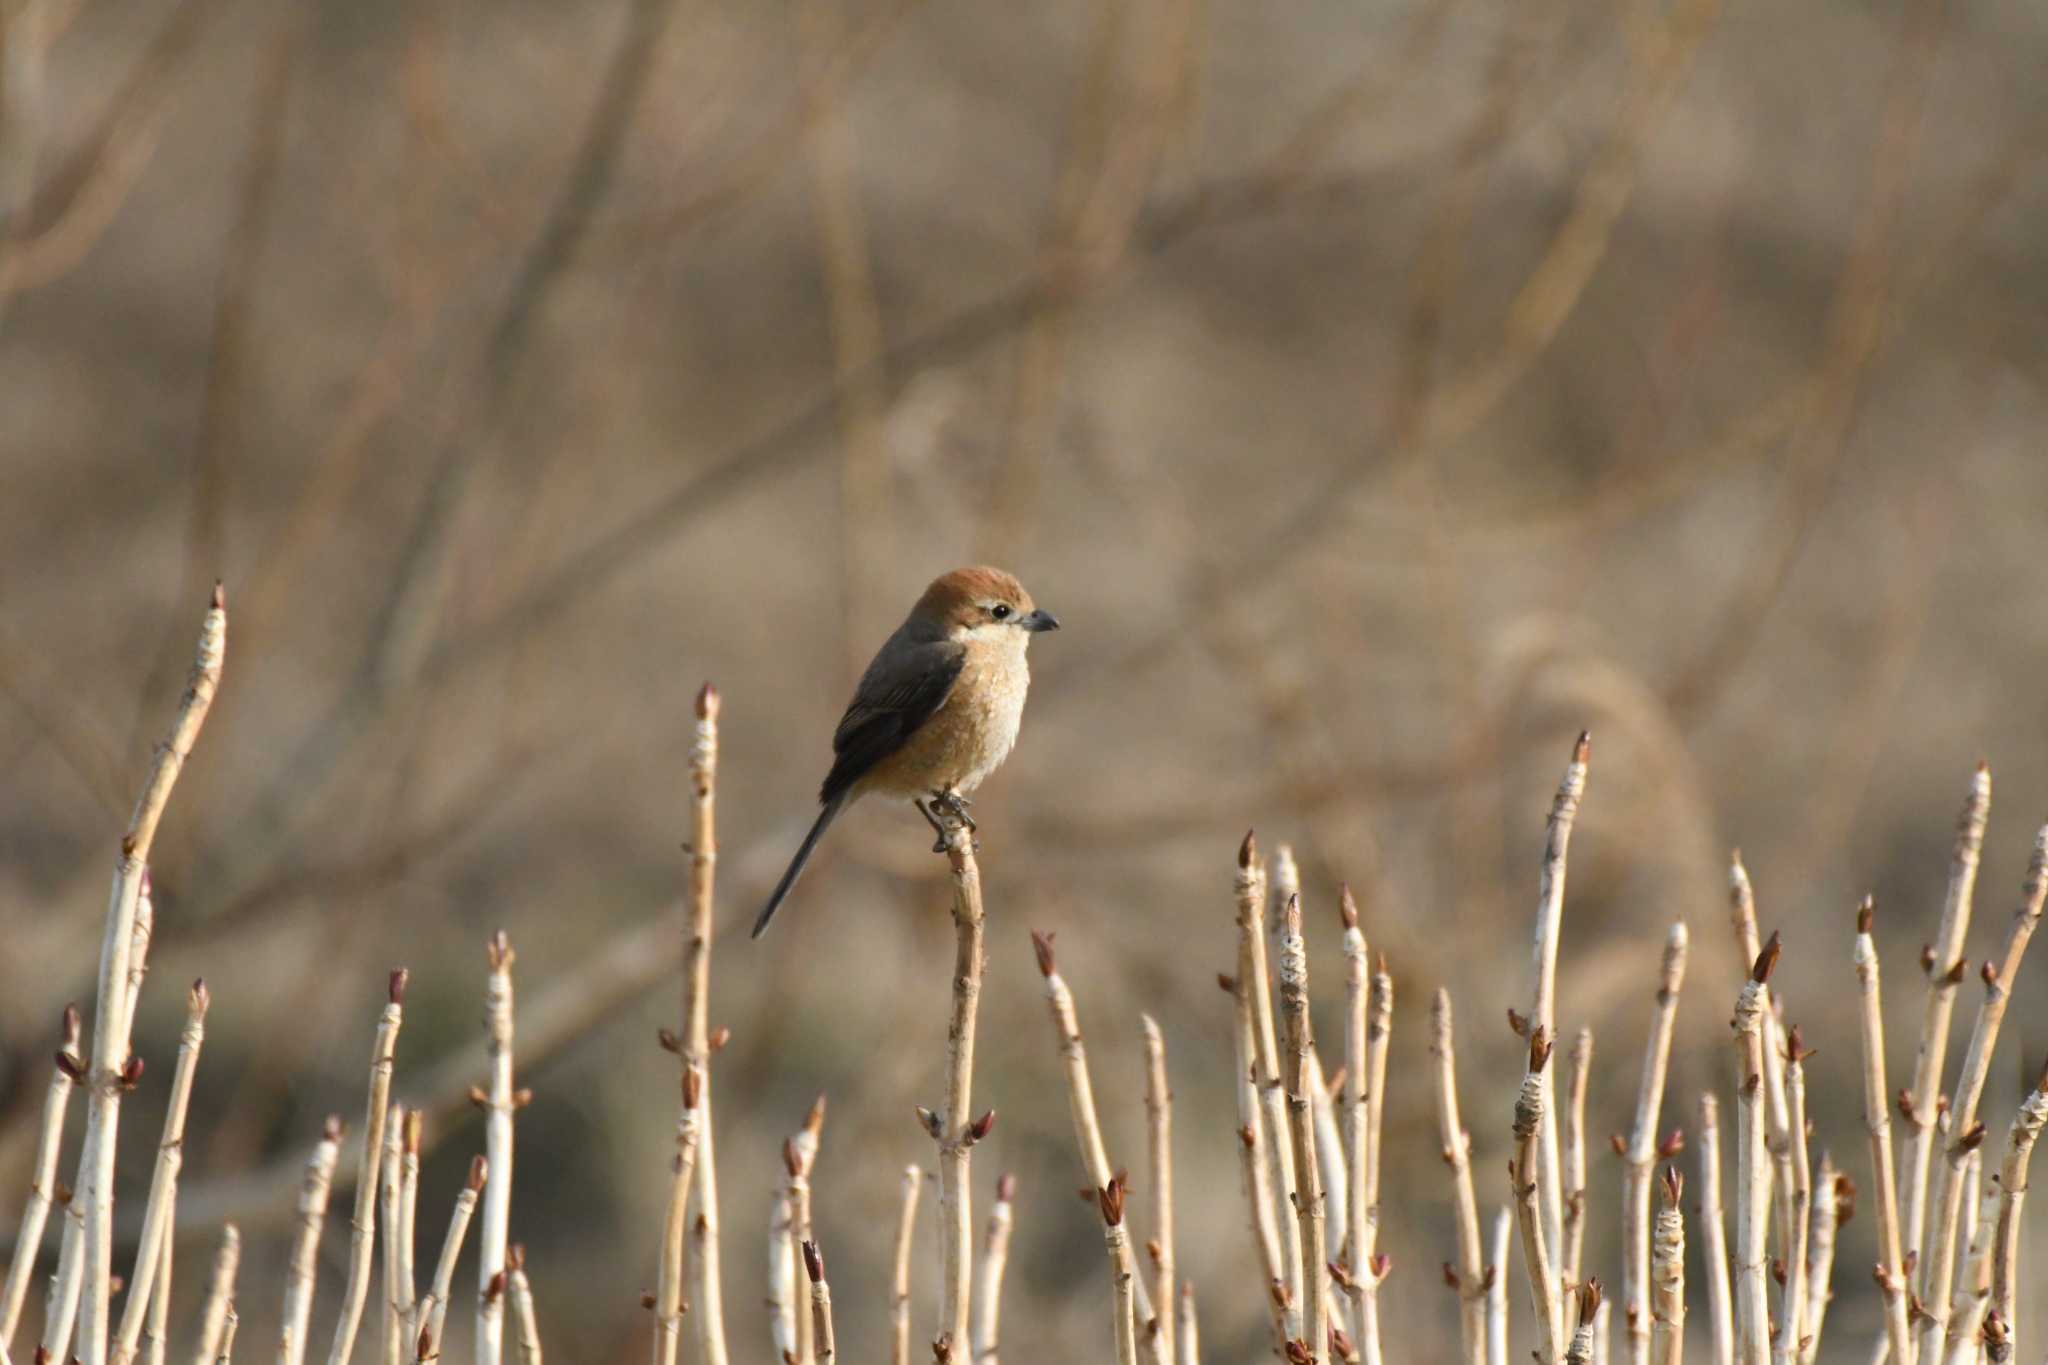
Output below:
[819,638,965,804]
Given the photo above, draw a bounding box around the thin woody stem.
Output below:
[1799,1154,1843,1365]
[652,1066,703,1365]
[412,1156,484,1364]
[282,1118,345,1365]
[477,932,519,1365]
[681,684,729,1365]
[113,982,210,1365]
[1695,1095,1733,1365]
[1625,926,1687,1365]
[1232,834,1287,1351]
[802,1242,834,1365]
[1430,989,1486,1365]
[1528,734,1589,1284]
[1241,842,1303,1339]
[971,1174,1013,1365]
[890,1166,921,1365]
[0,1005,81,1352]
[1853,900,1913,1365]
[1279,895,1329,1365]
[1650,1169,1684,1365]
[327,974,408,1365]
[934,805,985,1357]
[1990,1062,2048,1358]
[1514,1027,1566,1365]
[1562,1029,1592,1300]
[1142,1017,1175,1365]
[1727,855,1796,1266]
[1731,937,1778,1365]
[193,1224,240,1365]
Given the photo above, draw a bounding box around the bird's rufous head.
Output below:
[913,566,1060,640]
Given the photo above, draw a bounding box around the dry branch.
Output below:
[328,974,407,1365]
[971,1173,1013,1365]
[1229,840,1286,1348]
[1917,826,2048,1363]
[784,1096,825,1365]
[1695,1094,1732,1365]
[1799,1155,1843,1365]
[1175,1283,1197,1365]
[681,684,729,1365]
[283,1118,344,1365]
[1901,764,1991,1269]
[1513,1027,1565,1365]
[1727,855,1795,1261]
[1099,1180,1139,1365]
[652,1065,702,1365]
[1990,1062,2048,1358]
[1563,1029,1592,1299]
[1430,989,1486,1365]
[506,1248,541,1365]
[1853,899,1913,1365]
[1279,895,1329,1363]
[766,1189,798,1365]
[934,805,986,1355]
[413,1156,484,1365]
[216,1306,238,1364]
[1731,934,1777,1365]
[891,1166,922,1365]
[1238,839,1303,1337]
[1650,1169,1684,1365]
[802,1241,834,1365]
[78,587,225,1365]
[477,932,518,1365]
[1359,950,1392,1364]
[0,1005,81,1351]
[1527,734,1589,1277]
[1566,1282,1602,1365]
[1142,1018,1175,1365]
[378,1108,405,1365]
[1343,892,1378,1362]
[1625,926,1687,1365]
[194,1223,240,1365]
[1486,1208,1510,1365]
[1773,1028,1813,1365]
[113,981,209,1365]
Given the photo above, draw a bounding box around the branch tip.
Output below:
[1751,930,1782,983]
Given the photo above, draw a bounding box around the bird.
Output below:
[750,566,1060,938]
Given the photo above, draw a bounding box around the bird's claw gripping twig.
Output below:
[920,793,979,853]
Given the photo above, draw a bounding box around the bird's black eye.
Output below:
[990,603,1012,621]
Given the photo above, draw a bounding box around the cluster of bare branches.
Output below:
[11,596,2048,1365]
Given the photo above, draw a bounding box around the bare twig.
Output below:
[1486,1207,1510,1365]
[652,1066,703,1365]
[1696,1094,1733,1365]
[1279,895,1330,1363]
[1918,827,2048,1363]
[802,1241,834,1365]
[1853,900,1913,1365]
[78,587,226,1365]
[413,1156,484,1364]
[1567,1281,1603,1365]
[1431,989,1486,1365]
[1563,1029,1592,1299]
[1728,855,1795,1260]
[785,1096,825,1365]
[1626,926,1688,1365]
[1990,1061,2048,1358]
[1514,1027,1566,1365]
[1229,835,1286,1347]
[971,1174,1013,1365]
[193,1223,239,1365]
[142,1214,171,1365]
[1944,1147,1995,1362]
[934,804,986,1353]
[1100,1180,1139,1365]
[1142,1019,1175,1365]
[477,932,518,1365]
[113,981,210,1365]
[216,1306,238,1364]
[1239,839,1303,1337]
[283,1118,345,1365]
[1342,889,1374,1349]
[1901,765,1991,1268]
[1651,1169,1684,1365]
[1359,949,1392,1364]
[1175,1282,1198,1365]
[377,1108,406,1365]
[1799,1155,1844,1364]
[397,1112,421,1357]
[767,1189,797,1365]
[1528,734,1590,1276]
[505,1247,540,1365]
[1732,934,1779,1365]
[891,1167,921,1365]
[682,683,729,1365]
[1774,1027,1814,1365]
[327,973,407,1365]
[0,1004,80,1350]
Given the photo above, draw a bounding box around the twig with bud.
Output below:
[1486,1208,1510,1365]
[1798,1155,1845,1364]
[1731,933,1778,1365]
[113,981,211,1365]
[1228,836,1287,1348]
[477,932,519,1365]
[1727,855,1795,1261]
[283,1118,345,1365]
[1237,837,1304,1338]
[971,1174,1014,1365]
[378,1108,406,1365]
[1566,1281,1603,1365]
[1430,989,1486,1365]
[1527,735,1590,1274]
[506,1247,541,1365]
[1141,1018,1175,1365]
[1099,1179,1139,1365]
[1773,1025,1813,1365]
[1694,1093,1732,1365]
[652,1065,703,1365]
[77,588,225,1365]
[766,1189,798,1365]
[413,1156,485,1364]
[1563,1029,1592,1299]
[1852,899,1913,1365]
[0,1005,82,1352]
[1359,946,1391,1365]
[1175,1282,1198,1365]
[891,1167,922,1365]
[194,1224,240,1365]
[1513,1027,1566,1365]
[681,684,730,1365]
[933,801,987,1355]
[1624,925,1687,1365]
[802,1242,833,1365]
[1650,1170,1684,1365]
[326,972,407,1365]
[397,1112,422,1357]
[1278,895,1329,1364]
[1985,1060,2046,1357]
[785,1096,827,1365]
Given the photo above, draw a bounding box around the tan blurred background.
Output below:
[4,0,2048,1357]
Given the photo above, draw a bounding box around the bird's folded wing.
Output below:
[820,639,965,803]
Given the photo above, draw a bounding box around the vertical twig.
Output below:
[682,683,729,1365]
[477,932,518,1365]
[1241,842,1303,1338]
[143,1213,172,1365]
[1513,1027,1566,1365]
[413,1157,484,1365]
[328,973,408,1365]
[1100,1179,1139,1365]
[1728,855,1796,1261]
[971,1174,1013,1365]
[1563,1029,1592,1299]
[933,805,986,1358]
[1800,1155,1845,1364]
[767,1189,797,1365]
[1486,1207,1511,1365]
[1990,1061,2048,1359]
[217,1307,239,1365]
[1566,1277,1603,1365]
[1279,895,1329,1363]
[1625,926,1688,1365]
[652,1066,703,1365]
[890,1167,921,1365]
[1342,890,1373,1340]
[1853,899,1914,1365]
[1695,1094,1733,1365]
[1175,1283,1198,1365]
[1901,764,1990,1270]
[505,1247,540,1365]
[1431,989,1487,1365]
[1528,734,1590,1279]
[1359,950,1392,1365]
[397,1112,421,1356]
[113,981,210,1365]
[1650,1169,1684,1365]
[785,1097,825,1365]
[801,1242,834,1365]
[1732,934,1780,1365]
[283,1118,345,1365]
[1231,834,1287,1346]
[1918,827,2048,1364]
[377,1108,405,1365]
[1945,1147,1995,1361]
[79,587,226,1365]
[1142,1018,1175,1365]
[0,1005,81,1351]
[1774,1028,1814,1365]
[194,1224,240,1365]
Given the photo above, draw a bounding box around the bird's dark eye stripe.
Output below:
[990,603,1011,619]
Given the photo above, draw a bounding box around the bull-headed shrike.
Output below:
[751,566,1059,938]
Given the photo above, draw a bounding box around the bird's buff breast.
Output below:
[863,640,1029,798]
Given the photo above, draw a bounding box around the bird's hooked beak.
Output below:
[1018,608,1060,633]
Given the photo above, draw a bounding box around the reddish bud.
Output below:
[696,682,719,720]
[996,1173,1017,1201]
[119,1056,145,1089]
[967,1110,997,1143]
[61,1003,81,1047]
[1657,1129,1686,1159]
[469,1155,489,1190]
[1339,884,1359,930]
[1030,930,1056,977]
[657,1028,682,1054]
[486,1270,506,1303]
[54,1050,85,1082]
[1217,973,1237,994]
[389,967,409,1005]
[1239,830,1258,869]
[468,1085,490,1110]
[682,1066,702,1109]
[1506,1008,1528,1039]
[1573,731,1591,763]
[709,1026,732,1052]
[802,1240,824,1283]
[1752,931,1782,984]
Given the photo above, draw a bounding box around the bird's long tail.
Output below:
[751,795,847,938]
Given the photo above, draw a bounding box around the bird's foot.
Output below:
[923,791,980,852]
[932,789,977,830]
[915,798,949,852]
